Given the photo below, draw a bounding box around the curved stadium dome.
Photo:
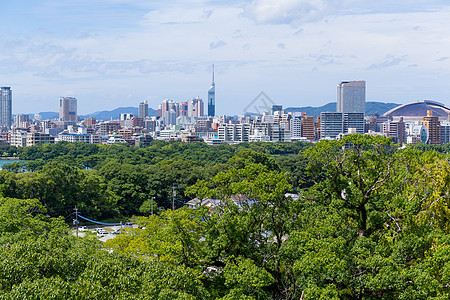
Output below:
[384,100,450,121]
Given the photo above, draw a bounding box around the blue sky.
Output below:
[1,0,450,115]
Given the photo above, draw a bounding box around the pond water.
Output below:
[0,159,23,169]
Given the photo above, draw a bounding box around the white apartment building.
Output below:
[9,130,27,147]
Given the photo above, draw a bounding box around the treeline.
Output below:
[0,141,313,219]
[1,140,312,170]
[1,135,450,298]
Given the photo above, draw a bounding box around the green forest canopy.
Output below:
[0,136,449,299]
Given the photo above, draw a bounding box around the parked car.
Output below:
[97,231,108,237]
[124,222,133,228]
[111,229,122,235]
[92,228,107,234]
[78,226,88,231]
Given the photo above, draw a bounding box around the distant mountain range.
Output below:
[23,101,399,121]
[23,107,158,121]
[284,101,400,118]
[36,112,59,120]
[82,107,158,120]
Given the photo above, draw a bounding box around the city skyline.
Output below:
[1,1,450,115]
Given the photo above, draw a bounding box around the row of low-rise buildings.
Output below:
[216,111,314,143]
[319,102,450,145]
[210,107,450,145]
[7,121,154,147]
[5,101,450,147]
[3,104,315,146]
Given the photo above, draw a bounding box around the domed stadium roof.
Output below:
[384,100,450,119]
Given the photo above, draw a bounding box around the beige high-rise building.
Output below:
[337,81,365,113]
[59,97,77,123]
[189,97,204,118]
[422,110,441,145]
[301,112,315,141]
[160,99,178,119]
[179,101,189,117]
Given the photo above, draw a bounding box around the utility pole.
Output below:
[151,196,154,215]
[172,185,176,211]
[73,206,79,237]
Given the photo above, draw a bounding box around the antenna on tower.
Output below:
[212,64,215,83]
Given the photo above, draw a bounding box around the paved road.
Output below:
[72,225,136,242]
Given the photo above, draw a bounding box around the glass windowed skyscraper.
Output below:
[208,64,215,117]
[337,81,365,113]
[0,87,12,129]
[139,101,149,119]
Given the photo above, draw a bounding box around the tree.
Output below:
[187,161,294,298]
[0,197,66,244]
[285,135,450,298]
[227,148,280,171]
[97,161,150,216]
[304,135,401,238]
[13,162,118,219]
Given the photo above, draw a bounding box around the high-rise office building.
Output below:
[161,99,178,119]
[320,112,343,139]
[157,104,162,117]
[14,114,29,129]
[189,97,204,118]
[301,112,315,141]
[343,112,365,134]
[0,87,12,129]
[337,81,365,113]
[441,121,450,145]
[145,119,157,132]
[179,101,189,117]
[208,64,215,117]
[315,116,321,139]
[59,97,77,123]
[165,109,177,126]
[138,101,148,119]
[290,112,302,138]
[422,110,441,144]
[320,112,365,139]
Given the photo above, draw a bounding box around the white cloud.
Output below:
[142,6,210,24]
[244,0,328,25]
[3,1,450,114]
[367,55,407,70]
[210,40,227,49]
